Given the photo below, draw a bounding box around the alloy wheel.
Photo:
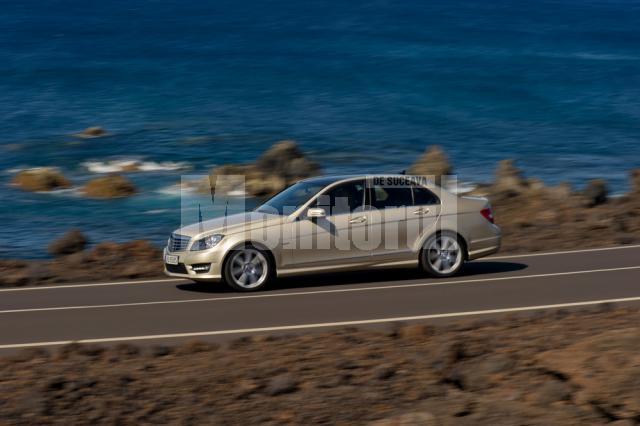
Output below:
[229,248,269,289]
[426,235,462,275]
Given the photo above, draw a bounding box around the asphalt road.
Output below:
[1,244,640,352]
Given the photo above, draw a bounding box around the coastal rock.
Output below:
[254,140,321,182]
[83,175,137,198]
[0,261,31,286]
[75,126,108,138]
[631,169,640,195]
[546,182,573,200]
[1,240,161,287]
[492,160,528,196]
[12,167,71,192]
[582,179,608,207]
[48,230,88,256]
[210,141,320,197]
[408,145,453,184]
[0,261,55,286]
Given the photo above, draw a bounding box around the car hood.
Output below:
[174,211,285,238]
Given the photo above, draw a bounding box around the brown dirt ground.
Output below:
[1,306,638,425]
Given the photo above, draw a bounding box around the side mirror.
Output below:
[307,207,326,219]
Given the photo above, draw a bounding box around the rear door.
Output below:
[367,177,415,260]
[407,184,441,249]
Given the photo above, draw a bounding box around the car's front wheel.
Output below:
[222,245,273,291]
[420,232,465,277]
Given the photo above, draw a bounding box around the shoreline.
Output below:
[1,161,639,287]
[2,142,639,287]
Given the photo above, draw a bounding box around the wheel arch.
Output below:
[418,229,469,261]
[221,240,278,274]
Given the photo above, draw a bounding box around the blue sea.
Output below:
[1,0,639,258]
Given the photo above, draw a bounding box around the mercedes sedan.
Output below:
[164,175,501,291]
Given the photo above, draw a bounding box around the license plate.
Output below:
[165,254,179,265]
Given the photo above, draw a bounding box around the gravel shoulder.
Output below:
[1,306,638,425]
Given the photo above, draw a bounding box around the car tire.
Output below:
[419,232,465,277]
[222,244,274,292]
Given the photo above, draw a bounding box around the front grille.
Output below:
[165,263,188,274]
[168,233,190,252]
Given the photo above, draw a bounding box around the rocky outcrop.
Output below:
[581,179,608,207]
[74,126,108,138]
[408,145,453,184]
[83,175,137,198]
[210,164,287,197]
[631,169,640,196]
[0,307,638,424]
[0,239,160,287]
[460,160,640,253]
[491,159,529,196]
[3,150,640,287]
[11,167,71,192]
[48,230,88,256]
[209,141,320,197]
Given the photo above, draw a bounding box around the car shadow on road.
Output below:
[176,260,528,294]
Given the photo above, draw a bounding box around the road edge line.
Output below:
[2,295,639,349]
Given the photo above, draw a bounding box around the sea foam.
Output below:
[82,159,190,174]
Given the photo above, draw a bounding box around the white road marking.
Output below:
[0,243,639,293]
[490,244,640,259]
[0,278,186,293]
[2,294,640,349]
[2,265,639,314]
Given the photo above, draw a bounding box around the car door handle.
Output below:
[349,216,367,224]
[413,208,430,215]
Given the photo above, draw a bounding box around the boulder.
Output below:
[210,141,320,197]
[265,373,298,396]
[254,140,321,182]
[408,145,453,184]
[546,182,573,200]
[83,175,137,198]
[582,179,608,207]
[75,126,108,138]
[48,230,88,256]
[12,167,71,192]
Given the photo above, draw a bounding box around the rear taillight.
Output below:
[480,207,494,224]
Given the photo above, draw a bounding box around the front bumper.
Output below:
[163,247,223,281]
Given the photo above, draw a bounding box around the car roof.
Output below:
[300,174,433,186]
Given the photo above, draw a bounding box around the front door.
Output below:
[288,180,372,267]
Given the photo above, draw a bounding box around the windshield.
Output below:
[255,180,328,215]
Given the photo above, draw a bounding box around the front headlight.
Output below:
[190,234,224,251]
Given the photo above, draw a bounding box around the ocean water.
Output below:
[1,0,639,258]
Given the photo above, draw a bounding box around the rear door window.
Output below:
[412,185,440,205]
[369,185,413,209]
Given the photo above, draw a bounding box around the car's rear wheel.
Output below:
[420,232,465,277]
[222,245,273,291]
